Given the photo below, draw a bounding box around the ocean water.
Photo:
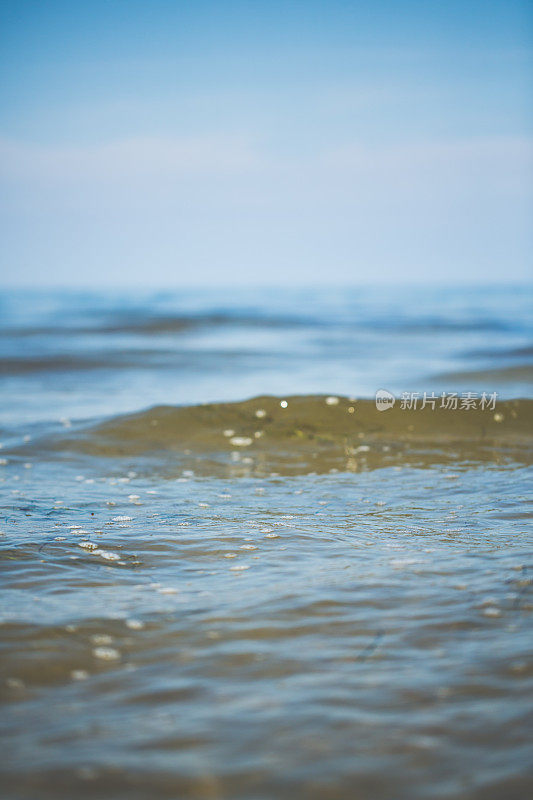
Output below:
[0,285,532,799]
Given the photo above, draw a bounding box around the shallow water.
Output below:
[1,287,532,799]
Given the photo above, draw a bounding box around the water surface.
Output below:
[1,286,532,799]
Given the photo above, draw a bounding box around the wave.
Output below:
[0,311,319,339]
[0,349,275,376]
[432,364,533,385]
[0,310,522,340]
[461,344,533,360]
[16,395,532,476]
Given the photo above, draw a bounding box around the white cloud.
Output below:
[0,133,530,284]
[1,133,530,184]
[0,135,260,183]
[322,136,533,180]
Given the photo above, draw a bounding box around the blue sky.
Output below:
[0,0,531,285]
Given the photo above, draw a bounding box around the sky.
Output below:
[0,0,531,286]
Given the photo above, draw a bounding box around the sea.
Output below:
[0,284,532,799]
